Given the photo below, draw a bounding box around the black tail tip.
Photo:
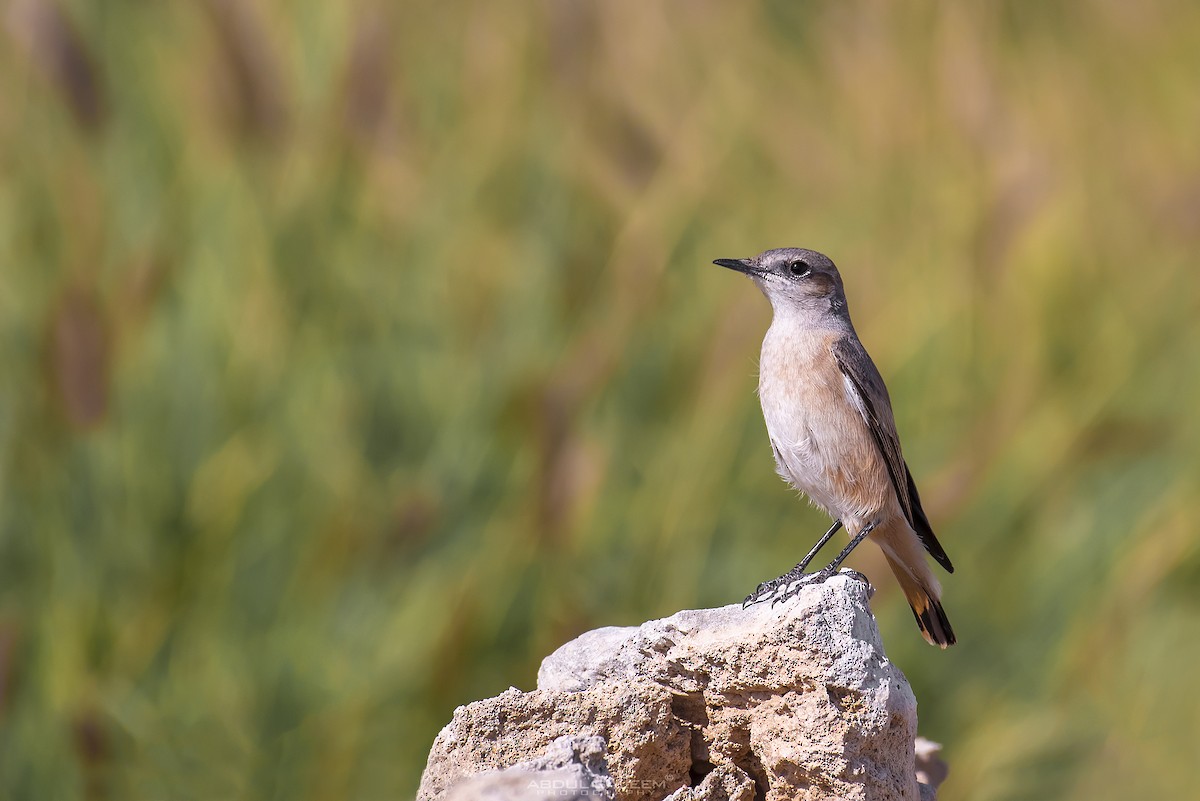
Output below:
[913,600,957,648]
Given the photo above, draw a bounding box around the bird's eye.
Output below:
[788,260,811,277]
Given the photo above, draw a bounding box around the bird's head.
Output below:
[713,247,849,320]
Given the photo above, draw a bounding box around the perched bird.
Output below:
[714,248,956,647]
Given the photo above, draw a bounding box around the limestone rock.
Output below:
[662,764,756,801]
[419,683,689,801]
[442,735,615,801]
[914,737,948,792]
[421,573,935,801]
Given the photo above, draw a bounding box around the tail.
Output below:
[883,552,956,648]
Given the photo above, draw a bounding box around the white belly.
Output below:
[761,390,854,518]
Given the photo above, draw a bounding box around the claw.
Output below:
[746,568,838,608]
[742,585,772,608]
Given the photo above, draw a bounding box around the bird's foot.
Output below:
[742,566,873,608]
[742,566,823,608]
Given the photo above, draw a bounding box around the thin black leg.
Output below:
[793,519,844,574]
[821,520,875,573]
[743,519,843,608]
[743,519,876,608]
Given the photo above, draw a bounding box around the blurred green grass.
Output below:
[2,1,1199,799]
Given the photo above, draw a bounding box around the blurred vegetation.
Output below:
[1,0,1198,799]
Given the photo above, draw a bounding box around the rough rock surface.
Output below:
[419,681,688,801]
[913,737,948,799]
[420,573,937,801]
[442,735,614,801]
[662,764,756,801]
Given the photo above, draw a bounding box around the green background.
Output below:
[2,1,1198,799]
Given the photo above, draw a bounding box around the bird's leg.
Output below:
[744,520,880,608]
[794,518,845,574]
[806,519,877,582]
[743,519,843,608]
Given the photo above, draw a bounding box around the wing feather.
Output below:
[832,337,954,573]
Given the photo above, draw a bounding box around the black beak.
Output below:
[713,258,756,275]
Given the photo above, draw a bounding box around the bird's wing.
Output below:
[832,337,954,573]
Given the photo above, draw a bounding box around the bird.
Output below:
[714,247,956,647]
